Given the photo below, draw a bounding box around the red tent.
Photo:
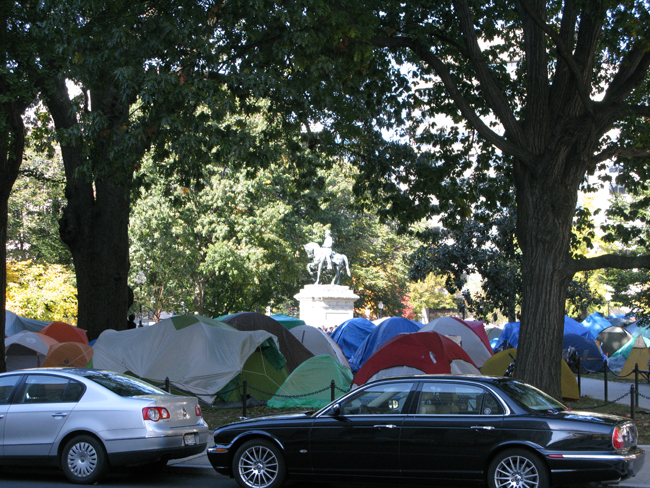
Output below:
[40,321,89,344]
[352,331,480,387]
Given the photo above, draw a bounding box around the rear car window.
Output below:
[84,371,167,397]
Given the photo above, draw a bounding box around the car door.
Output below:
[0,375,22,457]
[400,381,505,481]
[309,380,415,478]
[4,374,83,457]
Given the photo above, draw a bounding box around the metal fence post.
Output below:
[331,380,336,402]
[577,357,581,397]
[603,360,607,403]
[165,377,170,393]
[631,385,636,422]
[635,364,640,407]
[242,379,247,418]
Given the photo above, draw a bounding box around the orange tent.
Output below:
[43,342,94,368]
[40,321,89,344]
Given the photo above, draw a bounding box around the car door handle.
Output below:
[374,424,397,429]
[471,425,495,430]
[52,413,68,418]
[0,415,4,419]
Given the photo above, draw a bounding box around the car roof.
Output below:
[365,374,512,387]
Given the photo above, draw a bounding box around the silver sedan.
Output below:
[0,367,209,483]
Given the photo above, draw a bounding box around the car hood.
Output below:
[220,411,313,428]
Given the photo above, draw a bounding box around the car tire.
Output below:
[61,435,109,484]
[488,448,549,488]
[233,438,286,488]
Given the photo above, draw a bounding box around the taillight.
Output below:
[195,404,202,417]
[143,407,170,422]
[612,426,625,449]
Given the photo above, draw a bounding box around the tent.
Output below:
[348,317,422,372]
[618,334,650,378]
[4,310,48,337]
[90,315,286,404]
[562,333,606,372]
[330,318,376,361]
[267,355,353,409]
[352,331,480,387]
[40,321,89,344]
[219,312,313,372]
[608,333,650,374]
[5,331,59,370]
[289,325,350,368]
[581,312,612,338]
[480,348,579,400]
[486,326,503,341]
[493,316,596,352]
[597,326,632,358]
[269,314,306,330]
[419,316,493,368]
[42,342,94,368]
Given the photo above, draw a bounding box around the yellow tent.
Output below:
[619,335,650,378]
[481,348,579,400]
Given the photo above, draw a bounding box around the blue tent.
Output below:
[331,318,376,361]
[581,312,611,338]
[494,316,595,352]
[4,311,48,337]
[563,333,606,372]
[348,317,422,372]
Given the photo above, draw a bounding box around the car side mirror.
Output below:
[330,404,342,417]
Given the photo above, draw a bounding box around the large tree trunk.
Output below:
[42,76,132,341]
[513,156,582,399]
[0,102,27,372]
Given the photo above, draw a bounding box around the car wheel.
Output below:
[488,448,549,488]
[61,435,109,484]
[233,439,286,488]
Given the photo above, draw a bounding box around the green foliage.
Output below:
[407,273,457,316]
[6,260,77,324]
[7,149,71,265]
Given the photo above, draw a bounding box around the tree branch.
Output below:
[604,30,650,106]
[370,36,536,167]
[592,145,650,165]
[452,0,525,141]
[570,253,650,274]
[517,0,594,114]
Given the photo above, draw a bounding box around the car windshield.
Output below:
[500,381,567,412]
[84,371,167,397]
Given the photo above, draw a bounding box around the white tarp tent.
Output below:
[419,316,493,368]
[90,315,283,404]
[289,325,350,368]
[5,311,48,337]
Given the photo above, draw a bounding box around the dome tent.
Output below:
[481,348,579,400]
[419,316,493,368]
[90,315,286,405]
[268,355,353,409]
[5,331,59,370]
[289,325,350,367]
[348,317,422,372]
[352,331,480,387]
[330,317,375,361]
[4,311,48,337]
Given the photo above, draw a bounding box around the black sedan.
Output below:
[207,375,644,488]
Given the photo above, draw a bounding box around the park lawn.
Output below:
[201,401,650,445]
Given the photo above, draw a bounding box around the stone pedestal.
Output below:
[294,284,359,329]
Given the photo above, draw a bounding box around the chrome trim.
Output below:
[552,452,643,461]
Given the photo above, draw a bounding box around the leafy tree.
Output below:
[6,260,77,323]
[8,148,70,265]
[238,0,650,398]
[407,273,457,323]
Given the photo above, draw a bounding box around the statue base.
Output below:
[294,284,359,329]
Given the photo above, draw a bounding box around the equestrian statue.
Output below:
[304,230,350,285]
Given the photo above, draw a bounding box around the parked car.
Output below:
[0,368,209,484]
[208,375,644,488]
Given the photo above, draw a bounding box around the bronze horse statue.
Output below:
[304,242,350,285]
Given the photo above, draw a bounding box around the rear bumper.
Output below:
[548,447,645,484]
[106,429,210,466]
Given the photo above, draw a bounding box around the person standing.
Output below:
[322,230,333,270]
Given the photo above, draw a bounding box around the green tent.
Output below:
[270,314,306,330]
[268,355,353,409]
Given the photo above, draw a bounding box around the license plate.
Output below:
[184,433,196,446]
